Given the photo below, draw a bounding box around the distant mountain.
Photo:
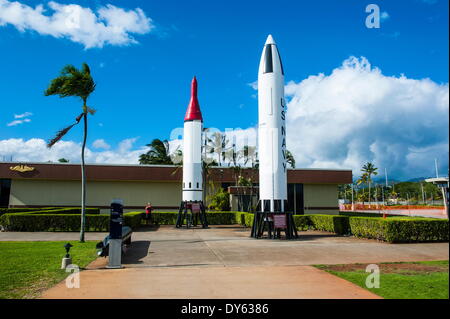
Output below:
[357,176,435,184]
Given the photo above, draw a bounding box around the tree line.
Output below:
[339,161,444,203]
[138,133,296,169]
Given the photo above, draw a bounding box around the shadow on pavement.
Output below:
[133,225,160,232]
[122,240,151,265]
[298,233,342,241]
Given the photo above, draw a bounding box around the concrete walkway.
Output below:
[40,265,381,299]
[3,226,447,299]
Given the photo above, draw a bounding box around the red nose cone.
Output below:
[184,76,203,122]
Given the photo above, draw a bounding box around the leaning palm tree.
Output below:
[45,63,96,243]
[361,162,378,205]
[285,150,296,169]
[139,139,174,165]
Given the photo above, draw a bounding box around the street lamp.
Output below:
[61,242,73,269]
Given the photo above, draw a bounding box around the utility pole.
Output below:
[385,168,388,187]
[435,158,439,178]
[421,183,425,205]
[351,183,354,211]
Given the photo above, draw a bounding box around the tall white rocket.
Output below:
[182,77,203,202]
[258,34,287,212]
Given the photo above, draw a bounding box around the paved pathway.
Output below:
[40,265,381,299]
[30,225,448,299]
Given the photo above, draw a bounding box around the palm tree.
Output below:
[206,132,229,166]
[356,173,368,205]
[285,150,296,169]
[240,145,257,167]
[139,139,174,165]
[224,143,239,167]
[45,63,96,243]
[361,162,378,205]
[170,148,183,165]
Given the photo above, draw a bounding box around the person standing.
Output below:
[144,202,153,225]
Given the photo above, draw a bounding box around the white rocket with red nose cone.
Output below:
[258,34,287,213]
[182,77,203,202]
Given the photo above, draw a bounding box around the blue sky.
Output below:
[0,0,448,179]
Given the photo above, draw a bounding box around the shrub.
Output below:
[308,215,350,234]
[208,188,230,211]
[0,211,139,232]
[339,211,411,218]
[339,211,385,218]
[124,212,143,229]
[150,211,243,225]
[349,217,449,243]
[207,211,239,224]
[152,212,178,225]
[0,207,61,217]
[235,212,254,227]
[0,214,107,232]
[293,215,310,231]
[27,208,100,215]
[0,207,100,217]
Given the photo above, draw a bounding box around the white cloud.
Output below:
[284,56,449,179]
[14,112,32,119]
[248,81,258,90]
[92,139,110,150]
[7,118,31,126]
[0,0,153,49]
[1,56,448,180]
[380,11,390,21]
[0,137,149,164]
[6,111,32,126]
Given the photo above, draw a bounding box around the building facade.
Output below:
[0,162,352,214]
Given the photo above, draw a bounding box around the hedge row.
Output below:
[241,212,448,242]
[342,204,444,210]
[0,207,100,217]
[150,211,243,225]
[349,217,449,243]
[27,208,100,215]
[1,210,448,243]
[0,207,61,216]
[0,211,140,232]
[1,207,55,212]
[339,211,411,218]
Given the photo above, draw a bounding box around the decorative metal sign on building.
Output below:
[9,165,35,173]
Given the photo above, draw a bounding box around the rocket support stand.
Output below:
[251,212,298,239]
[176,201,208,229]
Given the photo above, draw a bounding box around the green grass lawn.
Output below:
[0,241,98,299]
[316,260,449,299]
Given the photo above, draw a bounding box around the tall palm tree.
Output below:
[139,139,174,165]
[224,143,239,167]
[361,162,378,205]
[240,145,257,167]
[206,132,229,166]
[356,173,368,204]
[45,63,96,243]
